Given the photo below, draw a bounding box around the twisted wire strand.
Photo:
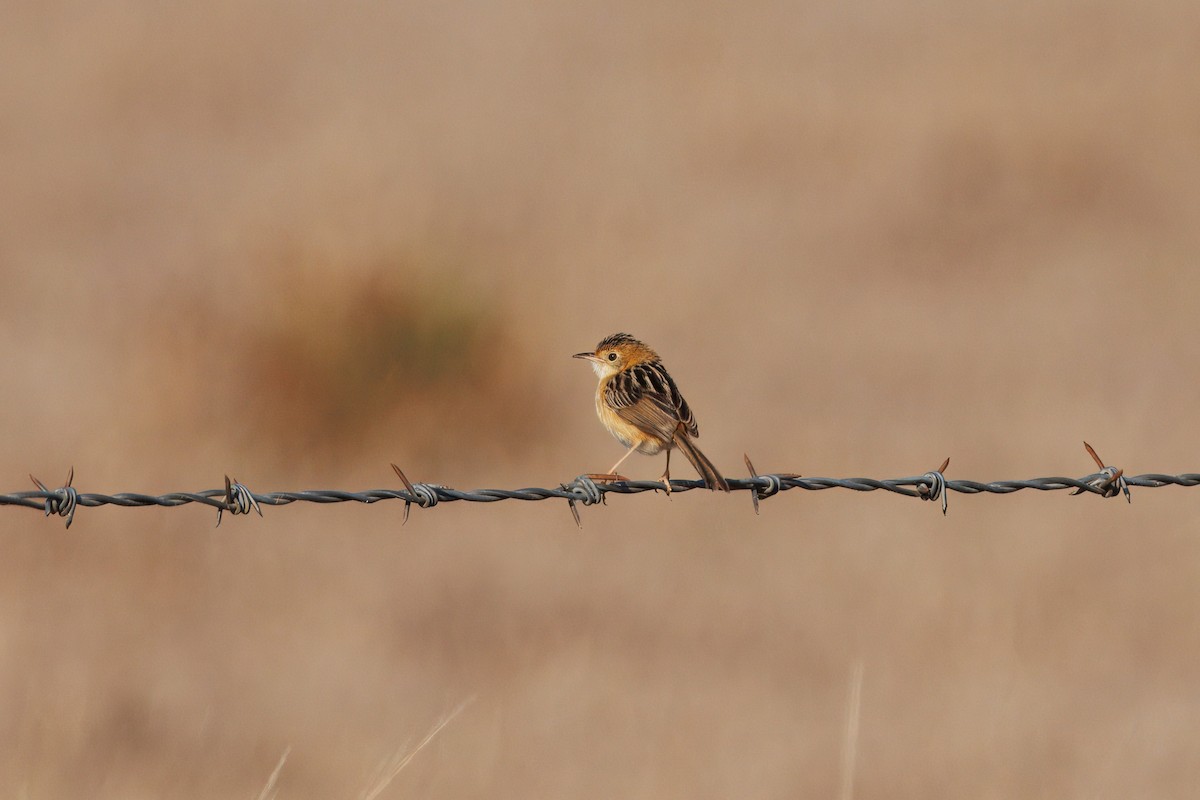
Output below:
[5,468,1200,528]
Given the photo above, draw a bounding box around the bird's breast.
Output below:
[594,381,666,454]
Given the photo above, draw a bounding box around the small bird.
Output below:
[573,333,730,492]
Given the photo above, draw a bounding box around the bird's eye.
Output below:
[607,352,618,361]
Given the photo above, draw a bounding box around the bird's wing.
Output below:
[605,362,700,439]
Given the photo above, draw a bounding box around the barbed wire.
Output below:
[4,444,1197,529]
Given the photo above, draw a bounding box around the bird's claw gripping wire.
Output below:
[1071,442,1131,503]
[582,473,631,484]
[216,476,263,527]
[30,466,78,529]
[743,454,797,515]
[562,474,605,528]
[391,464,441,524]
[917,457,951,515]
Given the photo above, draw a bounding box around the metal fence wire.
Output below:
[4,443,1198,529]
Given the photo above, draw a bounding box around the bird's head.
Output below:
[573,333,658,378]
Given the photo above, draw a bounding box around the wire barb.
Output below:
[216,475,263,527]
[29,466,78,529]
[743,454,797,515]
[917,457,951,515]
[561,474,604,528]
[391,464,441,524]
[1071,442,1131,503]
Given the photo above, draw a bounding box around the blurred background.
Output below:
[3,0,1200,796]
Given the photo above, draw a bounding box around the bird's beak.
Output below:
[573,351,600,362]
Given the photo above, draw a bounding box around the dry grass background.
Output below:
[2,0,1200,796]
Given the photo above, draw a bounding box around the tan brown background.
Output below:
[3,0,1200,796]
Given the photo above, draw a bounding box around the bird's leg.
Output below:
[658,449,672,495]
[585,446,637,484]
[608,446,637,475]
[600,448,638,479]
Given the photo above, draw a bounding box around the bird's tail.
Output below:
[673,426,730,492]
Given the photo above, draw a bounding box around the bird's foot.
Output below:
[585,473,631,484]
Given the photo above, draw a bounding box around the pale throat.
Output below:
[590,360,617,379]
